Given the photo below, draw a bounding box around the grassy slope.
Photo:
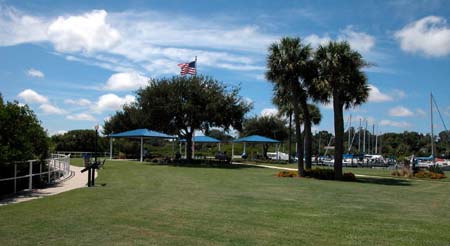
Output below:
[1,160,450,245]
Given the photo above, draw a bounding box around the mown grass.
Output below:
[1,159,450,245]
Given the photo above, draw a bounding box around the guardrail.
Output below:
[0,154,71,194]
[55,151,109,158]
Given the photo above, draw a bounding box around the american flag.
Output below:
[177,60,196,75]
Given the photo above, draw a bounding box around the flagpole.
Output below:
[194,56,197,76]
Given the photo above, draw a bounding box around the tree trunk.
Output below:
[288,112,292,163]
[333,97,344,179]
[186,131,193,161]
[301,101,312,169]
[263,144,269,159]
[294,106,305,177]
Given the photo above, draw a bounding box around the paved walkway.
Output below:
[0,165,96,206]
[232,162,403,179]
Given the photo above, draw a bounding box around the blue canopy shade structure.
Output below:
[231,135,280,160]
[109,128,175,139]
[108,128,176,162]
[179,136,220,143]
[179,135,222,158]
[233,135,280,143]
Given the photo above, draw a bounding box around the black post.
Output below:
[92,125,99,187]
[87,168,92,187]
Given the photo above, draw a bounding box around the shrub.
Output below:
[276,171,298,177]
[276,168,356,181]
[342,172,356,181]
[305,168,335,180]
[413,170,446,179]
[429,165,444,174]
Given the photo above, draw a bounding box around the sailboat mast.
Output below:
[375,125,378,154]
[431,93,435,165]
[348,115,352,153]
[358,119,361,153]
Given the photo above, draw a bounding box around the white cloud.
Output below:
[416,108,427,117]
[379,119,412,128]
[389,106,414,117]
[243,97,254,105]
[17,89,49,104]
[92,93,135,113]
[27,68,44,78]
[39,103,67,115]
[64,98,92,106]
[304,26,375,54]
[338,26,375,53]
[392,89,406,99]
[47,10,121,53]
[104,72,149,91]
[51,130,68,136]
[67,113,96,121]
[0,6,48,46]
[260,108,278,117]
[304,34,331,48]
[1,7,271,75]
[395,16,450,57]
[368,85,393,103]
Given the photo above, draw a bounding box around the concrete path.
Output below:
[0,165,96,206]
[232,162,403,180]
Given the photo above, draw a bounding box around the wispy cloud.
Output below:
[27,68,44,78]
[379,119,412,128]
[389,106,414,117]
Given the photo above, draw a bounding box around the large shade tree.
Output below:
[315,41,370,178]
[0,95,48,164]
[104,75,252,160]
[266,37,321,176]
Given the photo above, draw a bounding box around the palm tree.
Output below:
[314,41,369,179]
[300,104,322,169]
[272,83,294,163]
[266,37,312,176]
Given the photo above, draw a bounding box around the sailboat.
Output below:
[414,93,450,170]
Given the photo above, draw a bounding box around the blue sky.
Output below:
[1,0,450,135]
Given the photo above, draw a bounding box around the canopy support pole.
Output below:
[231,143,234,160]
[172,140,175,158]
[184,142,187,159]
[218,143,221,151]
[276,144,279,160]
[109,137,113,160]
[140,137,143,162]
[243,142,246,155]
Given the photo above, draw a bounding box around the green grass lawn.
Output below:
[1,159,450,245]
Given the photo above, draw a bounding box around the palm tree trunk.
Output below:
[333,97,344,179]
[302,101,313,169]
[288,112,292,163]
[294,106,305,177]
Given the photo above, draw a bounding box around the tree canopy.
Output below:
[0,95,48,164]
[51,129,107,152]
[104,75,252,160]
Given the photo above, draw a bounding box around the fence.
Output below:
[55,151,109,158]
[0,154,71,194]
